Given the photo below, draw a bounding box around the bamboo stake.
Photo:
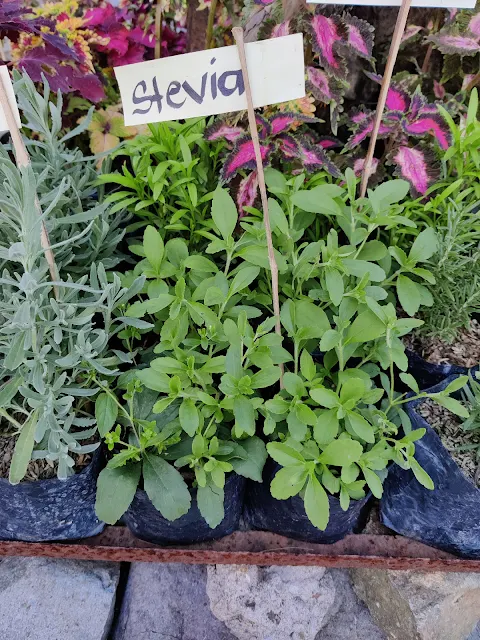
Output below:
[232,27,283,385]
[154,0,163,59]
[359,0,412,198]
[0,72,59,297]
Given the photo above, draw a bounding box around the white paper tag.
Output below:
[115,34,306,127]
[0,67,21,134]
[308,0,474,7]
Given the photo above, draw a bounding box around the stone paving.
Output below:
[0,557,478,640]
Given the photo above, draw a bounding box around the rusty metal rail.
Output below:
[0,527,479,571]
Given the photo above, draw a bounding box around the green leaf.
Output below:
[283,372,306,397]
[409,457,434,490]
[399,373,419,393]
[432,394,469,418]
[0,376,22,406]
[143,454,191,520]
[268,197,289,235]
[342,259,386,283]
[126,295,174,318]
[136,369,171,393]
[346,411,375,443]
[325,268,344,306]
[179,398,199,436]
[309,387,339,408]
[212,187,237,240]
[304,474,330,530]
[287,410,308,441]
[295,300,330,337]
[347,310,385,343]
[270,465,308,499]
[251,366,281,389]
[320,329,341,352]
[197,479,225,528]
[357,241,387,261]
[267,442,305,466]
[95,463,141,524]
[229,265,260,296]
[409,227,437,263]
[231,436,267,482]
[4,332,26,371]
[233,395,255,436]
[314,409,339,445]
[9,409,38,485]
[300,350,316,382]
[143,225,164,272]
[369,180,409,213]
[95,393,119,437]
[362,467,383,499]
[444,376,468,394]
[291,186,341,215]
[319,439,363,466]
[397,275,421,317]
[184,255,218,273]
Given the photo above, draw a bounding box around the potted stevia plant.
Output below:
[381,373,480,558]
[394,90,480,389]
[0,77,143,542]
[94,220,283,543]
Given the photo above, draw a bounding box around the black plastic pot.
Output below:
[381,376,480,559]
[406,349,478,390]
[124,473,246,545]
[244,460,372,544]
[0,447,105,542]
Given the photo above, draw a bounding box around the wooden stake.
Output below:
[0,72,59,297]
[154,0,163,59]
[205,0,218,49]
[232,27,283,384]
[359,0,412,198]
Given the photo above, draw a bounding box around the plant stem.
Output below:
[466,72,480,92]
[155,0,163,59]
[0,408,23,431]
[205,0,218,49]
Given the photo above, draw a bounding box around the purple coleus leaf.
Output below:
[468,13,480,38]
[269,112,319,136]
[429,33,480,56]
[346,112,395,149]
[318,136,341,149]
[276,133,300,159]
[392,146,439,196]
[271,21,290,38]
[297,137,341,177]
[433,81,446,99]
[401,25,423,43]
[309,14,345,77]
[344,15,374,60]
[386,86,410,112]
[221,136,272,182]
[205,119,244,142]
[306,66,343,104]
[237,171,259,218]
[403,113,450,150]
[353,156,379,179]
[255,114,272,139]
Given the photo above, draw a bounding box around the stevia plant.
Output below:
[98,118,225,242]
[94,217,287,527]
[0,156,144,482]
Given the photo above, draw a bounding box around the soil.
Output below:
[418,398,480,486]
[0,434,94,482]
[404,319,480,368]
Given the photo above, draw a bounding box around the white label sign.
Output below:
[0,67,21,133]
[309,0,474,7]
[115,34,305,126]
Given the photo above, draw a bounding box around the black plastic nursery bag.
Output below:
[124,473,245,545]
[381,376,480,559]
[406,349,478,391]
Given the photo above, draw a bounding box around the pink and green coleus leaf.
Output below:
[346,112,396,149]
[309,14,346,77]
[468,13,480,38]
[402,113,450,150]
[205,119,244,142]
[391,145,439,196]
[271,21,290,38]
[306,66,343,104]
[344,15,374,60]
[269,112,319,136]
[353,156,379,179]
[295,135,341,177]
[429,33,480,56]
[401,25,423,44]
[220,136,273,182]
[255,114,272,139]
[237,171,259,218]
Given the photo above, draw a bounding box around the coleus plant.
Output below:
[346,77,452,196]
[205,112,341,215]
[253,3,375,134]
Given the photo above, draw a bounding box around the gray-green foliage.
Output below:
[0,159,145,481]
[9,72,125,275]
